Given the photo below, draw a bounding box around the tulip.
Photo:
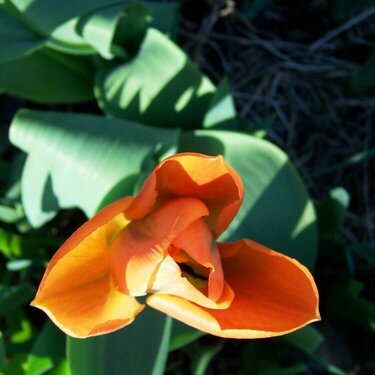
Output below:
[31,153,320,338]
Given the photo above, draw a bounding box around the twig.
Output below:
[309,6,375,50]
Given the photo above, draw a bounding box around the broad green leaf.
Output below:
[48,18,95,55]
[78,6,127,59]
[179,130,318,268]
[317,187,350,236]
[110,1,181,55]
[0,48,94,103]
[203,78,237,129]
[13,1,180,56]
[77,3,150,59]
[20,155,57,228]
[146,2,180,39]
[10,109,180,227]
[8,0,118,35]
[67,309,171,375]
[7,0,179,56]
[169,320,204,351]
[26,322,66,375]
[95,28,215,129]
[0,6,46,62]
[0,284,35,317]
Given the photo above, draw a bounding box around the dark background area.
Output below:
[166,1,375,373]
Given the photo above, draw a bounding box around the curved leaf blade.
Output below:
[0,7,46,62]
[95,28,215,129]
[0,48,94,103]
[67,310,171,375]
[9,110,180,227]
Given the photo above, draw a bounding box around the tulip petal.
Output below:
[110,197,209,296]
[172,218,224,302]
[32,197,144,338]
[126,153,244,236]
[147,239,320,338]
[148,255,234,309]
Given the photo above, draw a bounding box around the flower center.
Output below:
[169,245,209,290]
[178,258,209,291]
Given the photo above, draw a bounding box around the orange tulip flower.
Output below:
[31,153,320,338]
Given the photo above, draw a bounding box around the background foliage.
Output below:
[0,0,374,374]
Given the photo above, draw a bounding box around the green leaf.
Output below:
[48,17,95,55]
[26,322,66,375]
[110,2,151,57]
[317,187,350,236]
[241,342,308,375]
[0,6,46,62]
[146,2,180,39]
[0,353,28,375]
[203,78,237,130]
[6,259,32,271]
[179,130,318,268]
[325,279,375,333]
[0,48,94,103]
[0,284,35,317]
[95,28,215,129]
[283,326,324,354]
[0,226,59,262]
[10,109,180,227]
[67,309,171,375]
[0,201,24,224]
[9,0,119,35]
[7,311,34,346]
[312,148,375,177]
[76,3,148,60]
[191,343,222,375]
[169,320,204,351]
[0,332,5,367]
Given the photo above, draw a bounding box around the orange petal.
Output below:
[148,255,234,309]
[110,197,209,296]
[147,239,320,338]
[31,196,144,338]
[126,153,244,237]
[172,218,224,301]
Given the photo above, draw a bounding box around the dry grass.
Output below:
[180,0,375,243]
